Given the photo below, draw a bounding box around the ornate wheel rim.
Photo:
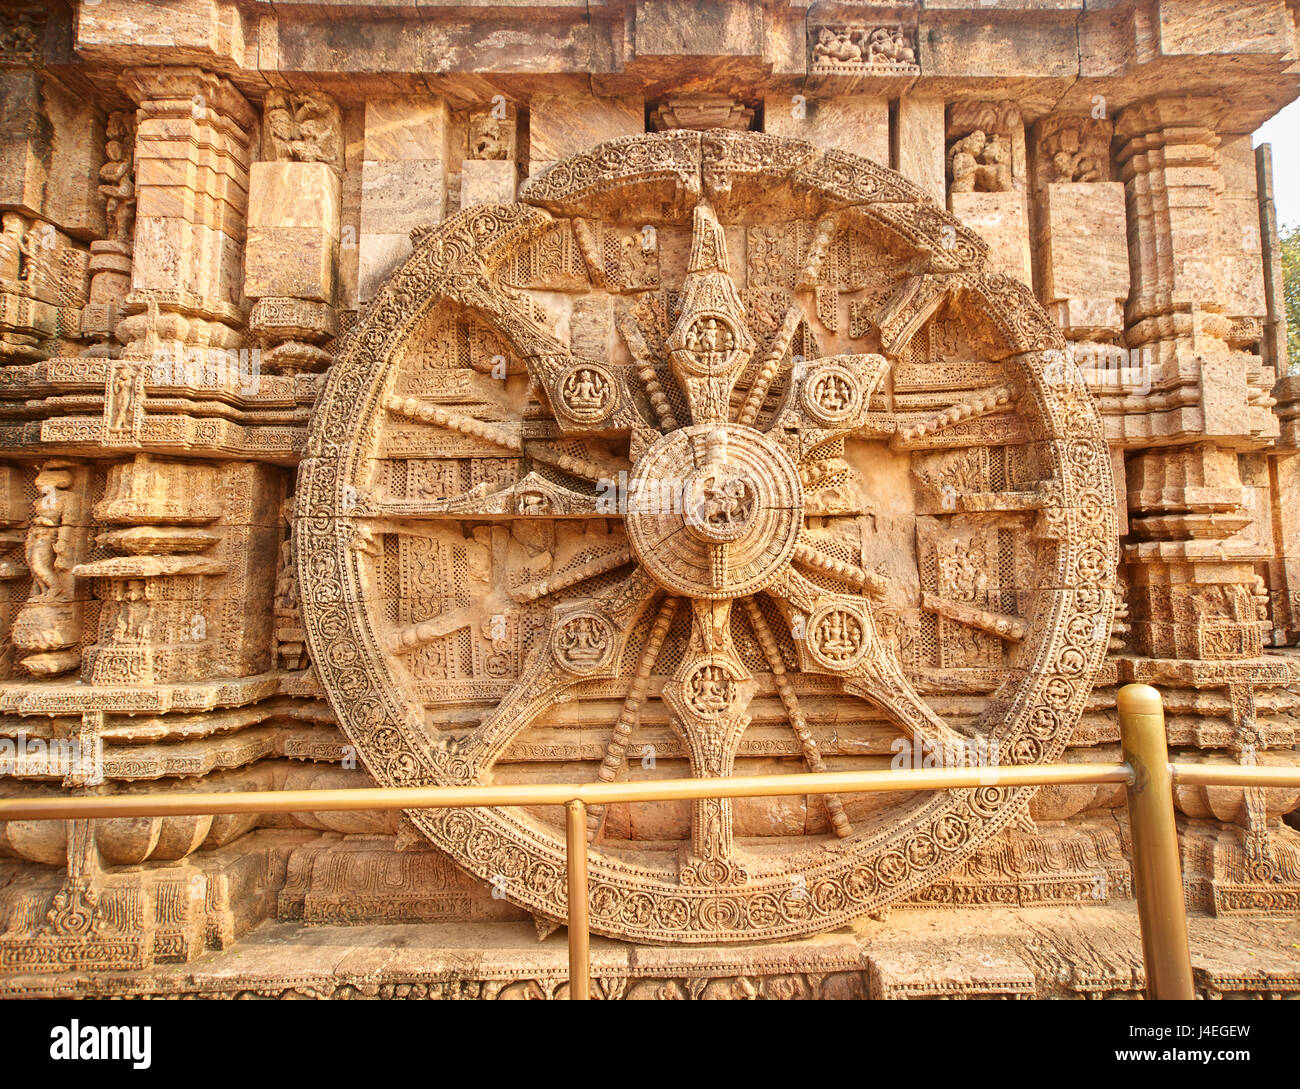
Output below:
[299,130,1118,943]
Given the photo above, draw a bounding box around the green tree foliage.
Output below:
[1283,224,1300,373]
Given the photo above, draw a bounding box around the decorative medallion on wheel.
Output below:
[299,130,1118,942]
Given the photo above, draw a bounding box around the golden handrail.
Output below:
[1,684,1297,1001]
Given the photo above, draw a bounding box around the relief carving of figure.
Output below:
[949,131,985,193]
[98,112,136,247]
[1040,118,1107,184]
[26,464,76,602]
[263,90,343,169]
[112,579,151,644]
[813,27,862,65]
[469,107,515,161]
[867,26,915,65]
[949,131,1013,193]
[13,460,86,675]
[107,364,139,435]
[814,25,915,67]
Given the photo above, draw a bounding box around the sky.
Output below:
[1254,98,1300,231]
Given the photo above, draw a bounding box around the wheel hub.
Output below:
[625,423,804,600]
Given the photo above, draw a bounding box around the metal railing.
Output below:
[2,683,1299,1000]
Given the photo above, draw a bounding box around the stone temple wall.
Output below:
[0,0,1298,980]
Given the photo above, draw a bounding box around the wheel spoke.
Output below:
[586,594,680,842]
[661,598,755,882]
[451,568,659,779]
[766,566,972,759]
[742,596,852,838]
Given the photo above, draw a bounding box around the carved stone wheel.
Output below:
[299,130,1118,943]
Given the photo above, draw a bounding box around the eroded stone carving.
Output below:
[12,461,89,677]
[811,26,917,71]
[469,103,518,161]
[98,112,137,247]
[1037,116,1110,185]
[650,96,755,132]
[264,90,343,169]
[949,131,1013,194]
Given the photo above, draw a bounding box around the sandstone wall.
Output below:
[0,0,1297,970]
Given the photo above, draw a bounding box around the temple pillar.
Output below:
[1115,98,1277,662]
[73,453,280,688]
[1259,143,1300,642]
[1115,96,1297,912]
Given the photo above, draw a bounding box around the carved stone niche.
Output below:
[1034,116,1111,188]
[946,102,1031,285]
[299,129,1117,944]
[468,102,518,161]
[464,101,521,208]
[80,110,137,359]
[1031,116,1128,343]
[263,89,343,170]
[74,454,281,687]
[246,90,343,374]
[946,103,1019,195]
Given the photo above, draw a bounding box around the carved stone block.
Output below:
[949,191,1033,286]
[1037,181,1130,337]
[460,159,518,208]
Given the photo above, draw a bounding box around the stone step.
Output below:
[4,901,1297,999]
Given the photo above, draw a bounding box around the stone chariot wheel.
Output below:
[298,130,1118,943]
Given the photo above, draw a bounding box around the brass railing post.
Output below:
[1117,683,1195,1000]
[565,799,591,1000]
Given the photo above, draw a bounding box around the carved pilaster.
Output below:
[1115,99,1279,662]
[243,89,343,375]
[945,101,1031,285]
[74,453,280,687]
[115,67,254,361]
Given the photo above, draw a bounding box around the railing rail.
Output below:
[0,683,1298,1000]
